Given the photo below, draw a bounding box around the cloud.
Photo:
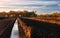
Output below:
[0,0,9,2]
[11,1,59,6]
[0,1,59,6]
[58,4,60,6]
[0,0,60,14]
[0,6,46,9]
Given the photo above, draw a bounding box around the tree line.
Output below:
[0,10,60,18]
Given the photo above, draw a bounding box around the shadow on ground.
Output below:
[20,18,60,38]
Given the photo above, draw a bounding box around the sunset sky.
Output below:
[0,0,60,14]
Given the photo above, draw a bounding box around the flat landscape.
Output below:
[0,18,16,38]
[18,17,60,38]
[0,10,60,38]
[23,17,60,25]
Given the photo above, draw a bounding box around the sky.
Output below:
[0,0,60,14]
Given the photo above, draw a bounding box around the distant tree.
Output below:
[8,11,16,17]
[23,10,28,13]
[21,11,37,17]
